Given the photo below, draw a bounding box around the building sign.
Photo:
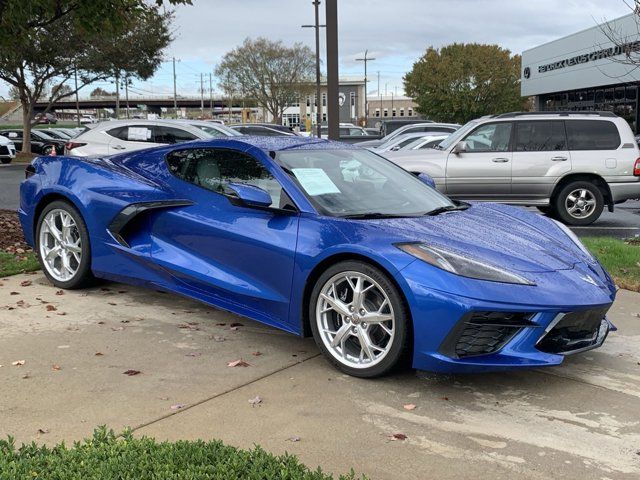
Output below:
[536,40,640,74]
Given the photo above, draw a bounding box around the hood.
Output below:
[341,203,589,273]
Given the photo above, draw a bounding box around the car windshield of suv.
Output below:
[189,124,241,137]
[437,120,480,150]
[276,149,454,218]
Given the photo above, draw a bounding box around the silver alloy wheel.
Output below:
[565,188,597,219]
[316,271,395,369]
[39,208,82,282]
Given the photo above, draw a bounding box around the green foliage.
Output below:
[0,427,365,480]
[215,38,315,123]
[582,236,640,292]
[404,43,526,124]
[0,252,39,277]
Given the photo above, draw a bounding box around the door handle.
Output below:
[491,157,509,163]
[551,156,568,161]
[112,145,126,150]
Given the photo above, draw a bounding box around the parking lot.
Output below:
[1,272,639,479]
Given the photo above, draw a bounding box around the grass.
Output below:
[582,236,640,292]
[0,427,365,480]
[0,251,39,277]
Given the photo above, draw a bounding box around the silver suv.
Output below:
[384,112,640,225]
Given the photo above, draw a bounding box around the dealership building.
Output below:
[522,13,640,132]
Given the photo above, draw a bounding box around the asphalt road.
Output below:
[1,162,639,237]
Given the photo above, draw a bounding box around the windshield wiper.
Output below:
[425,203,470,216]
[341,212,421,219]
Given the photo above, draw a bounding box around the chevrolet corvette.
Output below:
[19,136,616,377]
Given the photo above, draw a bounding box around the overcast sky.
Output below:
[1,0,634,99]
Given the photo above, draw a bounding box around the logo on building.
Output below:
[523,67,531,79]
[338,92,346,107]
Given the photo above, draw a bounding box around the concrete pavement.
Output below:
[1,272,639,479]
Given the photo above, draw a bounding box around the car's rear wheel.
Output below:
[552,181,604,226]
[0,158,11,164]
[309,261,410,378]
[36,200,94,289]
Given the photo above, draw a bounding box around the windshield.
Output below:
[276,149,454,217]
[190,123,241,137]
[437,120,480,150]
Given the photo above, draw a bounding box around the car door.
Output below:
[108,124,158,154]
[149,147,300,330]
[511,120,571,202]
[445,121,513,199]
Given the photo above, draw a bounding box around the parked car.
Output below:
[39,128,72,140]
[379,118,434,137]
[230,123,298,136]
[0,135,16,164]
[73,114,97,124]
[385,111,640,225]
[20,136,617,377]
[0,129,65,155]
[34,112,58,124]
[65,119,240,156]
[373,132,444,153]
[358,122,460,148]
[364,127,380,136]
[402,135,449,151]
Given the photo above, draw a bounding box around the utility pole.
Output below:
[325,0,339,140]
[115,71,120,119]
[355,50,375,127]
[302,0,325,138]
[209,73,213,112]
[74,67,80,127]
[200,73,204,117]
[124,75,130,119]
[172,57,178,118]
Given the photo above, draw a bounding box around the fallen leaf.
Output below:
[178,323,200,330]
[20,280,32,287]
[216,322,226,326]
[37,428,49,434]
[120,320,130,323]
[100,287,111,292]
[56,312,67,316]
[212,335,225,342]
[230,322,244,328]
[55,290,64,295]
[185,352,202,357]
[9,291,19,295]
[22,373,30,379]
[248,395,262,406]
[122,369,141,376]
[97,321,105,325]
[252,351,262,356]
[46,305,57,311]
[12,360,25,366]
[170,403,186,410]
[403,404,417,411]
[227,359,250,367]
[95,352,104,356]
[108,302,117,306]
[287,436,301,442]
[389,433,408,441]
[230,326,239,331]
[441,396,449,401]
[111,326,125,331]
[51,364,61,371]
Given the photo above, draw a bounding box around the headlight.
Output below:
[396,243,535,285]
[551,219,596,263]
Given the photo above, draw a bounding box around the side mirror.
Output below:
[417,173,436,188]
[451,141,467,154]
[390,145,401,151]
[225,182,272,208]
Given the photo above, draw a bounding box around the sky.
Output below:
[1,0,635,99]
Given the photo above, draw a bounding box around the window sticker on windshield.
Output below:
[128,127,151,141]
[292,168,340,196]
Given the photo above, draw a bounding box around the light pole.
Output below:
[302,0,325,138]
[325,0,339,140]
[355,50,375,127]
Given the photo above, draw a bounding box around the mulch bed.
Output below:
[0,209,32,256]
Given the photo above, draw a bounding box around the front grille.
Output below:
[441,312,535,359]
[537,306,611,354]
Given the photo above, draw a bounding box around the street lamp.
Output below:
[302,0,325,138]
[355,50,375,127]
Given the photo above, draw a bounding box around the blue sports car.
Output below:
[19,136,616,377]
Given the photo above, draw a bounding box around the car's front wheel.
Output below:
[0,158,11,164]
[36,200,94,289]
[309,261,410,378]
[552,180,604,226]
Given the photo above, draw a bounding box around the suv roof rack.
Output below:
[494,111,617,118]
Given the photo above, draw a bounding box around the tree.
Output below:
[215,38,315,124]
[0,0,186,153]
[90,88,116,98]
[404,43,526,124]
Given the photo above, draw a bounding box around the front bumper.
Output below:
[396,260,616,374]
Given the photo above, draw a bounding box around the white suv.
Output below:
[384,111,640,225]
[0,135,16,164]
[65,119,241,157]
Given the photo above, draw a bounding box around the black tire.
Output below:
[35,200,94,289]
[309,260,411,378]
[0,158,11,164]
[552,180,604,226]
